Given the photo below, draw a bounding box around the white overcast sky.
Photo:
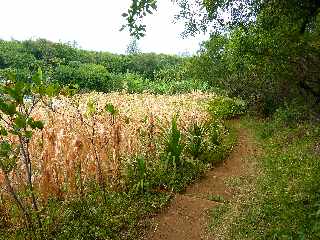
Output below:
[0,0,208,54]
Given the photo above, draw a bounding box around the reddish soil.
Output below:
[144,122,256,240]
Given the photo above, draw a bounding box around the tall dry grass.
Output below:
[0,91,215,202]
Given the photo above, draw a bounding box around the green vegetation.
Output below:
[0,69,61,239]
[231,116,320,239]
[1,191,170,240]
[0,39,210,94]
[208,194,227,203]
[208,115,320,239]
[208,97,247,119]
[125,0,320,114]
[209,204,231,230]
[1,0,320,238]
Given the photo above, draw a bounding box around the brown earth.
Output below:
[143,121,257,240]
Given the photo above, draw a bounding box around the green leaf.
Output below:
[105,103,118,116]
[25,131,33,139]
[0,141,17,172]
[14,115,27,129]
[7,72,17,82]
[2,157,17,173]
[0,128,8,136]
[33,120,44,130]
[0,141,12,157]
[150,1,157,10]
[0,157,16,173]
[86,98,96,116]
[32,68,43,85]
[0,101,16,116]
[46,83,60,97]
[27,118,44,130]
[7,87,23,104]
[38,85,47,96]
[62,84,79,97]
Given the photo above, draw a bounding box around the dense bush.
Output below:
[53,63,113,92]
[126,53,182,80]
[122,72,146,93]
[179,1,320,115]
[208,97,247,119]
[0,40,38,70]
[146,79,209,94]
[1,38,225,95]
[38,191,170,240]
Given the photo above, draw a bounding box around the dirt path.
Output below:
[144,121,257,240]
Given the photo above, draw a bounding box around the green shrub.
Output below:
[154,64,187,82]
[54,63,113,92]
[108,73,124,91]
[53,64,75,85]
[0,67,32,82]
[126,53,182,80]
[200,122,237,165]
[273,103,311,127]
[77,64,111,91]
[122,73,146,93]
[208,97,246,119]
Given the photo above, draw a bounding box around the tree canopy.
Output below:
[123,0,320,37]
[123,0,320,115]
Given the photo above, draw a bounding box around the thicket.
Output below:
[125,0,320,116]
[188,3,320,116]
[0,39,209,94]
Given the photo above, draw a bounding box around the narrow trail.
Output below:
[144,121,257,240]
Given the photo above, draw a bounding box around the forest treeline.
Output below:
[0,39,210,94]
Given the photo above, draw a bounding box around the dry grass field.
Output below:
[0,91,215,202]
